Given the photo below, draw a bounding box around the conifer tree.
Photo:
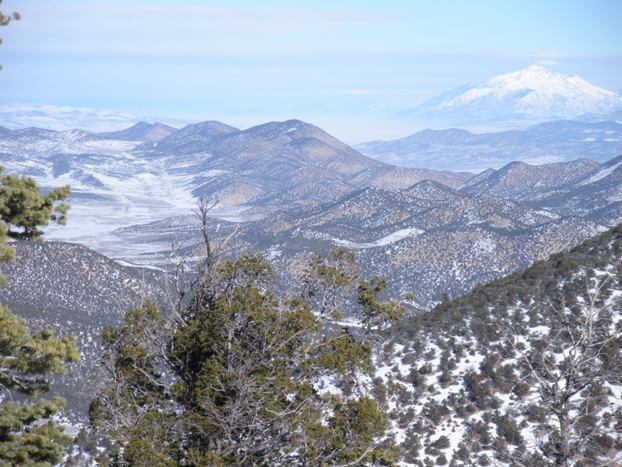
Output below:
[502,278,622,466]
[91,204,405,465]
[0,223,13,288]
[0,167,70,240]
[0,307,80,466]
[0,168,78,466]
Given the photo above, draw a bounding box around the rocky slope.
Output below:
[0,119,467,259]
[114,156,622,309]
[463,155,622,226]
[459,159,600,199]
[0,241,168,419]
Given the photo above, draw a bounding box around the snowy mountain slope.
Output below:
[449,154,622,226]
[0,128,205,254]
[526,155,622,224]
[143,120,241,153]
[179,118,383,177]
[0,120,466,257]
[378,224,622,465]
[579,154,622,185]
[410,64,622,128]
[349,165,467,190]
[460,159,599,199]
[409,194,560,231]
[402,180,467,207]
[116,167,614,309]
[0,241,168,419]
[459,168,497,189]
[272,187,432,242]
[0,126,139,158]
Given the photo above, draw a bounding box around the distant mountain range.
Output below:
[113,152,621,310]
[243,152,620,308]
[2,117,621,311]
[2,113,622,430]
[407,64,622,129]
[0,119,466,254]
[356,119,622,171]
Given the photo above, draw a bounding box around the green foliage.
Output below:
[358,276,405,328]
[0,398,69,467]
[111,411,178,467]
[0,167,76,466]
[303,246,358,318]
[0,305,79,394]
[0,223,14,287]
[495,413,523,446]
[313,396,397,466]
[0,167,70,240]
[318,330,372,376]
[92,249,400,465]
[89,302,176,465]
[0,306,79,466]
[433,436,450,449]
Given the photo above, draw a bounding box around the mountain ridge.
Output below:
[356,119,622,171]
[98,121,178,142]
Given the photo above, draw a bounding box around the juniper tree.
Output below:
[0,167,70,240]
[0,223,13,287]
[0,307,79,466]
[501,276,622,467]
[0,169,78,466]
[302,246,359,319]
[91,203,405,466]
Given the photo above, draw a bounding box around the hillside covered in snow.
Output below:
[374,223,622,465]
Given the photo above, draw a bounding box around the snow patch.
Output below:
[580,158,622,185]
[331,228,423,249]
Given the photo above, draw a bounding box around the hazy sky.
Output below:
[1,0,621,142]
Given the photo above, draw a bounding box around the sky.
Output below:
[1,0,621,142]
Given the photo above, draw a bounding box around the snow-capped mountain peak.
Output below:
[462,64,617,107]
[415,64,622,127]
